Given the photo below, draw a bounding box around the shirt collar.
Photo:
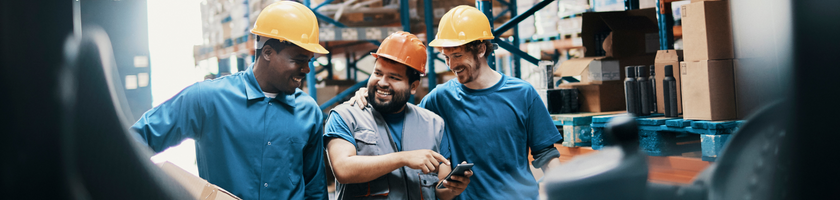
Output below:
[244,65,297,107]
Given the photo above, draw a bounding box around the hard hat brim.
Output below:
[371,53,424,73]
[251,30,329,54]
[428,36,494,47]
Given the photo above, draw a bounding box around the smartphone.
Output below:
[437,163,474,189]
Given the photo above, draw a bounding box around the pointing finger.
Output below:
[432,152,450,166]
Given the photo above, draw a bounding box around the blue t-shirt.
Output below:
[324,110,405,151]
[418,73,562,200]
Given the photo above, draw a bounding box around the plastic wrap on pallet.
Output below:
[592,0,623,12]
[558,0,589,17]
[556,16,581,36]
[518,17,536,37]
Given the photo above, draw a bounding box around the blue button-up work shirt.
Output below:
[132,67,327,200]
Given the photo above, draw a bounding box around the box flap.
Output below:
[556,56,607,77]
[601,15,658,32]
[655,50,684,63]
[157,162,242,200]
[581,8,658,57]
[158,162,207,199]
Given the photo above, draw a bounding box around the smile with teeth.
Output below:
[292,77,302,82]
[454,68,465,74]
[376,89,391,95]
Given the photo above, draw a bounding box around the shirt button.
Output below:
[264,183,268,187]
[267,141,271,145]
[269,102,272,105]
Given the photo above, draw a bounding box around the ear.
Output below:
[410,80,420,95]
[261,47,272,61]
[477,42,487,58]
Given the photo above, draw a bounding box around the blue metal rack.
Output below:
[311,0,563,111]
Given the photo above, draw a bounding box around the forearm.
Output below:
[435,166,456,200]
[436,185,461,200]
[542,157,562,173]
[331,152,406,184]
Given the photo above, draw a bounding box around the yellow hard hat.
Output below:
[250,1,329,54]
[428,5,495,47]
[371,31,427,74]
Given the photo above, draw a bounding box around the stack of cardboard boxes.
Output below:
[554,8,659,112]
[679,0,737,120]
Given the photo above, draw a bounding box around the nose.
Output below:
[376,76,389,88]
[301,62,311,74]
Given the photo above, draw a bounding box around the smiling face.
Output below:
[259,42,314,94]
[366,58,419,114]
[441,46,482,85]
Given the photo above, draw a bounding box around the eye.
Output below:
[391,76,400,81]
[454,54,462,58]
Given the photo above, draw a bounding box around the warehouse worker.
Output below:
[131,2,328,200]
[348,6,563,199]
[325,31,472,200]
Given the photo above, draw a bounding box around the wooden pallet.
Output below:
[591,115,744,161]
[532,145,711,185]
[550,111,625,147]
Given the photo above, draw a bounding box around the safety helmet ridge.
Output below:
[371,31,428,75]
[250,1,328,54]
[429,5,495,47]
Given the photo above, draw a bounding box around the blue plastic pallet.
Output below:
[550,111,625,147]
[591,115,744,161]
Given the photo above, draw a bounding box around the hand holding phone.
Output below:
[437,163,474,189]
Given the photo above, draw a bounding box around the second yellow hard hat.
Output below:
[429,5,495,47]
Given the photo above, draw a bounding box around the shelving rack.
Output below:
[194,0,683,112]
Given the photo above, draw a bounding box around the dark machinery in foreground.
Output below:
[545,101,791,200]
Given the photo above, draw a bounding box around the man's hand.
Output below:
[348,87,369,110]
[436,161,473,200]
[399,150,450,174]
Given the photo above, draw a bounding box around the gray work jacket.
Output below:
[331,102,446,200]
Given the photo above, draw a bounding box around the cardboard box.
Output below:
[557,81,625,112]
[654,50,684,114]
[581,8,660,58]
[157,162,241,200]
[680,59,737,120]
[681,1,734,62]
[555,56,620,83]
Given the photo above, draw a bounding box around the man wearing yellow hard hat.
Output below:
[350,5,562,199]
[324,31,472,200]
[131,2,329,199]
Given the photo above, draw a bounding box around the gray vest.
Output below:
[332,102,445,200]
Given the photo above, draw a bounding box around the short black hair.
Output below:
[255,36,289,58]
[376,57,421,84]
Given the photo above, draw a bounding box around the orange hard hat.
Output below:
[371,31,427,74]
[250,1,328,54]
[429,5,495,47]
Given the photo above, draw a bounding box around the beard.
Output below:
[367,85,410,114]
[453,57,481,84]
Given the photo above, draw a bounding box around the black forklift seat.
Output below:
[59,26,193,200]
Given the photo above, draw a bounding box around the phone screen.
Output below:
[437,163,474,189]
